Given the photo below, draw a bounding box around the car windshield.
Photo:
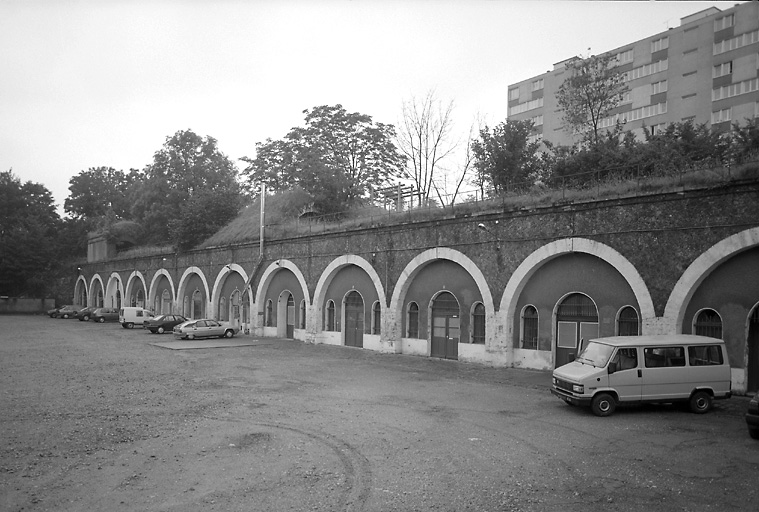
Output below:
[575,341,615,368]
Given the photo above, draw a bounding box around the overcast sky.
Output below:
[1,0,742,214]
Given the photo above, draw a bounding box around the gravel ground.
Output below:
[1,315,757,512]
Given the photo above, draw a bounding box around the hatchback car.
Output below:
[48,305,78,319]
[173,319,238,340]
[91,307,119,323]
[146,314,187,334]
[746,390,759,440]
[76,306,98,322]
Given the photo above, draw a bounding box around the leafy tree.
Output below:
[396,91,457,205]
[470,120,542,194]
[0,171,61,297]
[242,105,406,214]
[130,130,245,247]
[65,166,137,221]
[557,53,628,146]
[731,117,759,164]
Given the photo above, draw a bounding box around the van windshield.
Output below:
[576,341,615,368]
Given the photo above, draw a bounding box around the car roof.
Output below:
[589,335,724,347]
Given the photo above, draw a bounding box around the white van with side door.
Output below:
[551,334,731,416]
[118,307,154,329]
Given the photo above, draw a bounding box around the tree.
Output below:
[130,130,245,247]
[557,53,628,146]
[64,166,137,221]
[470,120,542,195]
[396,91,457,206]
[0,171,61,297]
[242,105,406,214]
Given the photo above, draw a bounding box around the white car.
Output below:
[173,319,239,340]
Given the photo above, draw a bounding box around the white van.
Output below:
[119,307,154,329]
[551,334,731,416]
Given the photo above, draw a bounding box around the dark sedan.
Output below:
[48,305,79,319]
[145,314,187,334]
[76,306,98,321]
[91,307,119,323]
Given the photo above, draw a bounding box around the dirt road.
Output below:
[1,315,756,511]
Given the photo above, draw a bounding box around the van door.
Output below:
[608,347,642,402]
[641,346,688,400]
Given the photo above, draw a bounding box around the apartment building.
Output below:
[507,1,759,146]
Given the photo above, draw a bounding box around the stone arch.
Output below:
[149,269,176,308]
[176,267,210,318]
[125,271,148,308]
[389,247,495,348]
[105,272,124,309]
[665,227,759,333]
[312,255,386,338]
[89,274,105,307]
[501,238,655,340]
[74,276,88,305]
[255,260,310,328]
[210,263,250,318]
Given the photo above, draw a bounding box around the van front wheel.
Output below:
[591,393,616,417]
[689,391,712,414]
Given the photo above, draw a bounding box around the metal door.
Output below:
[431,292,460,360]
[344,291,364,348]
[748,307,759,392]
[286,294,295,339]
[555,293,598,368]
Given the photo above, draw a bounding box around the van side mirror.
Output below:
[608,362,617,374]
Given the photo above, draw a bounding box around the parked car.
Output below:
[48,305,79,319]
[91,307,119,323]
[173,319,238,340]
[747,390,759,439]
[76,306,98,321]
[145,314,187,334]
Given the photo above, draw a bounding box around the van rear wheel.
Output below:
[689,391,712,414]
[591,393,616,417]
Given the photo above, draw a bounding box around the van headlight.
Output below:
[572,384,584,393]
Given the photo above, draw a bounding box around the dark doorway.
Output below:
[286,294,295,338]
[555,293,598,368]
[431,292,460,360]
[748,306,759,393]
[344,291,364,348]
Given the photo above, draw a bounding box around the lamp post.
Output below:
[477,221,500,250]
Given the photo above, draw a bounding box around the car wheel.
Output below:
[126,322,134,329]
[188,334,194,340]
[98,317,105,323]
[62,313,69,319]
[224,329,234,338]
[157,326,165,334]
[50,313,58,319]
[83,315,89,322]
[591,393,616,417]
[689,390,712,414]
[749,427,759,440]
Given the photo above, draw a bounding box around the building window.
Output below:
[617,306,639,336]
[714,14,734,32]
[407,302,419,338]
[299,300,306,329]
[711,108,731,124]
[651,80,668,94]
[527,133,543,144]
[651,36,669,53]
[713,61,732,78]
[531,114,544,126]
[624,59,668,81]
[372,301,381,335]
[616,48,634,65]
[509,97,543,116]
[649,123,667,136]
[712,78,759,101]
[509,88,519,101]
[531,78,544,92]
[219,297,227,321]
[521,305,538,350]
[325,300,336,331]
[471,303,485,344]
[714,29,759,55]
[265,299,273,327]
[694,309,722,339]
